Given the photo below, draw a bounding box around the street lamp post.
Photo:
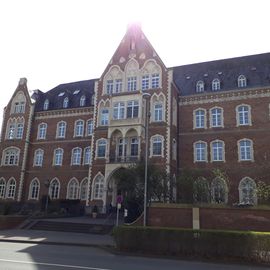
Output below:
[142,92,151,227]
[44,179,50,214]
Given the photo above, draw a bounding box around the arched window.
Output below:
[83,147,91,165]
[29,179,40,200]
[212,78,220,91]
[49,178,60,199]
[236,105,251,126]
[93,175,104,199]
[194,141,207,162]
[0,178,6,199]
[71,147,82,165]
[238,139,253,161]
[151,135,164,156]
[238,75,247,88]
[53,148,63,166]
[2,147,20,166]
[6,178,16,199]
[97,139,107,158]
[211,177,228,204]
[43,99,49,110]
[196,81,204,92]
[80,95,86,107]
[210,107,223,127]
[80,178,88,200]
[86,120,93,136]
[67,178,79,199]
[74,120,84,137]
[211,140,225,162]
[194,109,206,129]
[56,121,66,138]
[37,123,47,140]
[33,149,44,167]
[63,97,69,108]
[239,177,257,205]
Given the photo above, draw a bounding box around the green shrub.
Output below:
[113,226,270,263]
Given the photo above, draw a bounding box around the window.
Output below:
[151,73,160,88]
[142,75,150,90]
[71,148,82,165]
[238,139,253,161]
[210,107,223,127]
[33,149,44,167]
[63,97,69,108]
[54,148,63,166]
[152,135,163,156]
[117,138,127,158]
[80,95,86,106]
[113,102,125,120]
[67,178,79,200]
[100,108,109,126]
[83,147,91,165]
[49,179,60,199]
[73,90,80,95]
[154,103,163,122]
[16,123,24,139]
[0,178,6,199]
[127,100,139,118]
[2,147,20,166]
[237,105,251,126]
[37,123,47,139]
[194,141,207,162]
[127,76,137,91]
[56,121,66,138]
[14,102,25,113]
[130,138,139,156]
[238,75,247,88]
[239,177,257,205]
[194,109,206,129]
[86,120,93,136]
[106,80,113,94]
[212,78,220,91]
[196,81,204,92]
[80,178,88,200]
[6,178,16,199]
[7,123,15,139]
[211,140,224,162]
[115,79,122,93]
[91,95,95,105]
[93,175,104,199]
[43,99,49,110]
[29,179,40,200]
[211,177,228,204]
[74,120,84,137]
[97,139,106,158]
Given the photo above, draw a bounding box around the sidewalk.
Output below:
[0,229,115,247]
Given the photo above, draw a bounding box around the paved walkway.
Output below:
[0,228,115,247]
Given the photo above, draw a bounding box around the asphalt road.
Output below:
[0,242,266,270]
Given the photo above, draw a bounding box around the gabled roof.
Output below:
[33,79,96,112]
[173,52,270,96]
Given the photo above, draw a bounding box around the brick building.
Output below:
[0,25,269,211]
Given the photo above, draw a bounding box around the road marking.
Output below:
[0,258,111,270]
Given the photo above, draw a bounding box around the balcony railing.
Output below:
[109,155,141,163]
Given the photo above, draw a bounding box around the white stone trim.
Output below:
[193,140,208,163]
[193,108,207,129]
[209,106,224,128]
[235,104,252,127]
[149,134,165,158]
[210,139,225,162]
[237,138,254,162]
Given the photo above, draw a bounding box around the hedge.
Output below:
[113,226,270,263]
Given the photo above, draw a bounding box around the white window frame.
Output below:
[151,73,160,89]
[37,123,47,140]
[154,103,163,122]
[210,107,224,128]
[193,141,208,162]
[80,178,88,200]
[115,79,122,93]
[93,174,104,200]
[212,78,221,91]
[83,147,91,165]
[28,178,40,200]
[56,121,67,138]
[127,76,137,91]
[238,139,254,162]
[96,139,107,158]
[86,119,93,136]
[210,140,225,162]
[33,149,44,167]
[53,148,64,166]
[100,108,109,126]
[0,178,6,199]
[196,81,204,92]
[238,75,247,88]
[43,99,49,110]
[113,102,125,120]
[142,75,150,90]
[80,95,86,107]
[236,104,251,126]
[49,178,60,199]
[239,177,257,205]
[193,108,207,129]
[63,97,69,108]
[2,147,20,166]
[74,120,84,137]
[66,178,79,200]
[127,100,139,118]
[150,135,164,157]
[6,178,16,199]
[71,147,82,165]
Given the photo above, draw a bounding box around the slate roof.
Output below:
[172,52,270,96]
[33,79,96,112]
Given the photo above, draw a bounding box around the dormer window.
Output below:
[80,95,86,107]
[238,75,247,88]
[63,97,69,108]
[196,81,204,92]
[43,99,49,110]
[58,92,65,97]
[212,79,221,91]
